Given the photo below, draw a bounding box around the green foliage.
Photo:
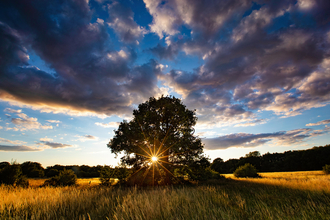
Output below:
[108,96,205,185]
[21,161,44,178]
[234,163,260,178]
[0,162,29,187]
[100,166,132,186]
[99,166,116,186]
[44,169,77,186]
[323,164,330,174]
[245,151,261,158]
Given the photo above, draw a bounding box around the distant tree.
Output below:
[21,161,44,178]
[211,158,225,173]
[234,163,260,178]
[108,96,206,185]
[0,162,29,187]
[245,151,261,158]
[45,168,60,178]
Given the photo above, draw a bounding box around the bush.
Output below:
[44,169,77,186]
[0,163,29,187]
[234,163,260,178]
[323,164,330,174]
[99,166,116,186]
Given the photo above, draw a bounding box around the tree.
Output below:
[21,161,44,178]
[245,151,261,158]
[0,162,29,187]
[108,96,205,185]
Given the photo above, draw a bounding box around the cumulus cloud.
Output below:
[0,0,330,126]
[4,108,22,114]
[306,119,330,126]
[107,1,147,43]
[95,122,120,128]
[8,112,52,131]
[159,0,330,125]
[203,127,330,150]
[0,0,163,118]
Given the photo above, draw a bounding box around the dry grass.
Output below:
[1,172,330,219]
[224,170,330,193]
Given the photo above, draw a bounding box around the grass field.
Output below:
[1,171,330,219]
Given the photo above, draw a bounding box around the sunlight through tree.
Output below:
[107,96,206,186]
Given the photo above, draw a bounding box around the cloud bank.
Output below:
[0,0,329,128]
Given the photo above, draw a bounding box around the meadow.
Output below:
[1,171,330,220]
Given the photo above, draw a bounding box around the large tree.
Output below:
[107,96,205,185]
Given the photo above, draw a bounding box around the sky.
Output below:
[0,0,330,168]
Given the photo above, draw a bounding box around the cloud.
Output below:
[306,119,330,127]
[0,0,329,124]
[9,112,53,131]
[95,122,120,128]
[203,127,330,150]
[107,1,147,43]
[46,120,61,123]
[0,145,42,151]
[0,137,27,145]
[38,141,72,149]
[0,0,163,118]
[39,137,53,142]
[75,135,99,142]
[4,108,22,114]
[160,0,330,124]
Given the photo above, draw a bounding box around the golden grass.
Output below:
[224,170,330,193]
[1,172,330,219]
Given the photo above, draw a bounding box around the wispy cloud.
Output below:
[95,122,120,128]
[38,141,72,149]
[0,137,27,145]
[203,127,330,150]
[74,135,99,142]
[306,119,330,126]
[0,145,41,151]
[46,120,61,123]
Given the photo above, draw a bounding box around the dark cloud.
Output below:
[107,1,146,43]
[39,141,72,149]
[159,0,330,122]
[149,43,179,60]
[203,127,330,150]
[0,0,330,122]
[0,0,162,117]
[0,145,41,151]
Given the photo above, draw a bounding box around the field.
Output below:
[1,171,330,220]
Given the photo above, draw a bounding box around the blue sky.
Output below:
[0,0,330,167]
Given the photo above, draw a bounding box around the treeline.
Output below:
[211,144,330,174]
[0,162,110,178]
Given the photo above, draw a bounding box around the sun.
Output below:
[151,156,158,162]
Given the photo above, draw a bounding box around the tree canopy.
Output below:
[107,96,205,185]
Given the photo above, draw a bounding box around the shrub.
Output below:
[44,169,77,186]
[234,163,260,178]
[323,164,330,174]
[99,166,116,186]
